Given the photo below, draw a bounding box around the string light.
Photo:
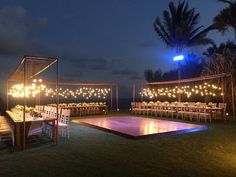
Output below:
[8,79,46,98]
[141,82,223,99]
[8,79,111,100]
[44,87,111,99]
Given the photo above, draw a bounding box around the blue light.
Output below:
[173,55,184,61]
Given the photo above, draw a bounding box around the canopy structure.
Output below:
[6,56,120,149]
[8,55,58,82]
[133,73,235,118]
[145,73,230,85]
[44,81,119,111]
[7,55,59,149]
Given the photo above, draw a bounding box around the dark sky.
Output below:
[0,0,234,98]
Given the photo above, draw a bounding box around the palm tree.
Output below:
[202,41,236,113]
[202,41,236,76]
[153,0,213,54]
[154,0,213,86]
[214,0,236,38]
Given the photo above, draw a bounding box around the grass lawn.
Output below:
[1,112,236,177]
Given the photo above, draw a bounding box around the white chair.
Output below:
[166,106,176,119]
[184,107,199,121]
[135,102,142,115]
[152,104,161,117]
[177,105,185,119]
[94,104,101,115]
[158,104,167,118]
[198,107,211,123]
[42,107,59,137]
[44,108,70,139]
[131,102,137,114]
[58,109,70,139]
[150,103,157,116]
[41,106,50,118]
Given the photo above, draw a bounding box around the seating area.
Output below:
[40,106,71,139]
[3,101,107,147]
[131,101,226,123]
[46,102,108,116]
[4,105,71,148]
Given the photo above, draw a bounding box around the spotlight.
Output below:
[173,55,184,61]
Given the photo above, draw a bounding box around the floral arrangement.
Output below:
[14,105,41,117]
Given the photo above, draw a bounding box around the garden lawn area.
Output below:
[1,112,236,177]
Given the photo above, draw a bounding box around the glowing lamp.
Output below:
[173,55,184,61]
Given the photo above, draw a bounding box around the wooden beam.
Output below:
[44,81,115,87]
[6,80,9,110]
[116,84,119,111]
[145,73,230,86]
[8,56,58,81]
[141,84,143,102]
[25,55,58,61]
[132,83,135,102]
[23,59,27,150]
[56,59,59,145]
[110,86,113,110]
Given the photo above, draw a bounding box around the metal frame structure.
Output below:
[6,56,120,149]
[132,73,235,118]
[7,55,59,149]
[44,82,119,111]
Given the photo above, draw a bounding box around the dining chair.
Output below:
[198,107,211,123]
[177,105,185,119]
[58,109,70,139]
[184,107,199,121]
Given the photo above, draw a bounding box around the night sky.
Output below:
[0,0,234,98]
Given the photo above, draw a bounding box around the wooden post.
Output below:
[23,58,27,150]
[35,92,38,106]
[178,61,181,102]
[231,75,235,119]
[132,83,135,102]
[110,86,113,110]
[141,84,143,102]
[38,91,41,107]
[56,59,59,144]
[221,77,226,103]
[6,80,9,110]
[116,84,119,111]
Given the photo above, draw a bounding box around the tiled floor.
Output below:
[73,116,207,138]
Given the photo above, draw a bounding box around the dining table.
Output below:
[6,110,57,148]
[57,105,108,116]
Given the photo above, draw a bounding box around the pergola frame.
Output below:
[43,81,119,111]
[132,73,235,118]
[7,55,59,149]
